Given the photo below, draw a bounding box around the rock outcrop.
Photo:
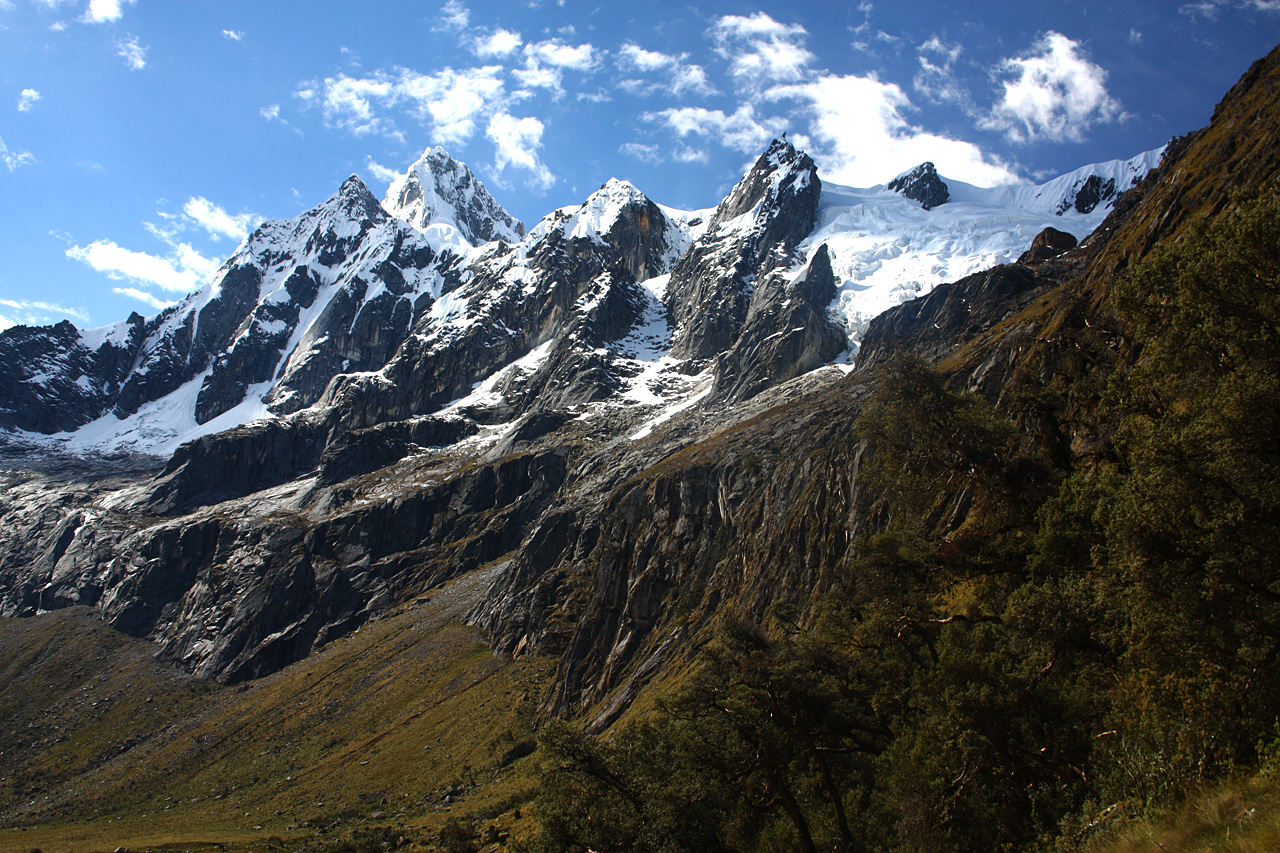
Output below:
[887,161,950,210]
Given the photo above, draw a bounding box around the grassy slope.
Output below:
[0,565,548,853]
[1090,768,1280,853]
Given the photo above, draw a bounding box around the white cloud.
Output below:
[646,104,780,154]
[672,64,715,96]
[472,28,522,58]
[399,66,507,143]
[710,12,814,88]
[673,145,710,164]
[486,111,554,189]
[1180,0,1280,16]
[919,36,962,65]
[365,157,400,184]
[772,73,1020,187]
[512,61,563,94]
[619,141,662,164]
[67,239,220,294]
[314,74,397,136]
[182,197,258,242]
[222,29,245,41]
[67,192,254,305]
[437,0,469,31]
[260,104,281,121]
[311,66,506,144]
[0,135,35,171]
[1128,28,1143,45]
[83,0,134,23]
[851,0,874,35]
[981,31,1122,144]
[0,299,91,329]
[111,287,173,311]
[617,43,716,97]
[17,89,41,112]
[913,37,968,106]
[618,43,673,73]
[512,39,600,97]
[115,35,147,70]
[527,39,600,71]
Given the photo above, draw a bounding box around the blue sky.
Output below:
[0,0,1277,331]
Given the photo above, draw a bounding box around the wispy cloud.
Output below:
[115,35,147,70]
[16,89,41,112]
[0,298,92,330]
[617,43,716,97]
[709,12,814,90]
[981,31,1122,143]
[436,0,469,31]
[512,39,601,97]
[303,64,555,189]
[306,66,508,144]
[365,157,400,184]
[109,287,173,311]
[0,135,36,171]
[182,197,259,242]
[66,193,259,310]
[619,141,662,164]
[913,37,969,107]
[1181,0,1280,17]
[222,29,245,42]
[646,104,780,154]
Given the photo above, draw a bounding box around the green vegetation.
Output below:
[531,191,1280,852]
[0,569,547,853]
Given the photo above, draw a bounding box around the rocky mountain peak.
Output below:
[383,146,524,246]
[713,137,818,228]
[887,161,950,210]
[331,174,387,225]
[664,138,824,362]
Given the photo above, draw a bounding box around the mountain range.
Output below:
[1,40,1279,853]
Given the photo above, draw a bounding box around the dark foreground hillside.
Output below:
[529,44,1280,853]
[0,40,1278,853]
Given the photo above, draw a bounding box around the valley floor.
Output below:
[0,564,546,853]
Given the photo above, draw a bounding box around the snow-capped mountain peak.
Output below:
[382,146,524,247]
[527,177,654,246]
[2,137,1167,460]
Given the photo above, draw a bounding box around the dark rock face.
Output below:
[0,316,145,433]
[855,264,1054,370]
[316,414,479,485]
[711,243,846,403]
[147,418,328,515]
[0,442,570,683]
[1055,174,1118,215]
[1018,227,1079,264]
[887,161,950,210]
[665,138,822,362]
